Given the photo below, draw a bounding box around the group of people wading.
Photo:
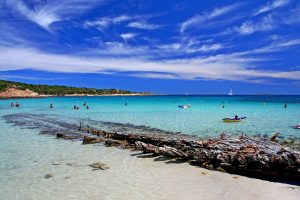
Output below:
[10,102,20,107]
[50,101,90,110]
[73,102,89,110]
[9,101,90,110]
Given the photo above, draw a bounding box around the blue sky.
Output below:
[0,0,300,94]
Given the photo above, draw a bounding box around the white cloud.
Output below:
[254,0,290,16]
[244,38,300,54]
[187,44,224,53]
[120,33,137,42]
[180,3,241,33]
[85,15,132,29]
[128,21,160,30]
[0,46,300,82]
[6,0,104,31]
[236,15,275,35]
[155,42,224,54]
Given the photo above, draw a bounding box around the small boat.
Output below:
[178,104,191,109]
[222,117,246,123]
[294,125,300,129]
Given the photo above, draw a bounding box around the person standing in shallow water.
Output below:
[49,104,54,108]
[284,103,288,108]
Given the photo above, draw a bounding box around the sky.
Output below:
[0,0,300,94]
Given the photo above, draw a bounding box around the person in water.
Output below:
[76,106,80,110]
[83,102,87,106]
[125,102,128,106]
[86,106,89,110]
[15,102,20,107]
[284,103,287,108]
[73,105,77,109]
[10,102,14,107]
[49,104,54,108]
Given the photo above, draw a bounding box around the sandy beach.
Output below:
[1,129,299,200]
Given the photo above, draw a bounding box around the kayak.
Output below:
[178,105,191,109]
[222,117,246,123]
[223,119,241,122]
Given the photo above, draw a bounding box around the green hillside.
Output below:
[0,80,146,95]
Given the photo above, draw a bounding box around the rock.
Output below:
[82,136,104,144]
[89,162,109,170]
[216,167,227,173]
[270,132,280,142]
[105,139,127,147]
[0,87,39,98]
[44,174,53,179]
[52,162,60,165]
[56,133,64,138]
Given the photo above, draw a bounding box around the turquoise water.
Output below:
[1,95,300,200]
[0,95,300,139]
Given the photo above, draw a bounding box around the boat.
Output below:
[178,104,191,109]
[294,125,300,129]
[222,117,246,123]
[228,89,233,96]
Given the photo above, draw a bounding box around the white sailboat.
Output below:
[228,89,233,96]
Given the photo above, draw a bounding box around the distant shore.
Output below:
[0,87,152,99]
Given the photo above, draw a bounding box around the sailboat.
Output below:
[228,89,233,96]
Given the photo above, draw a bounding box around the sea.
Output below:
[0,95,299,199]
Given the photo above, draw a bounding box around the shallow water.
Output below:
[1,95,300,200]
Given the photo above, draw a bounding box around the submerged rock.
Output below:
[82,136,104,144]
[44,174,53,179]
[56,133,64,138]
[52,162,60,165]
[89,162,109,170]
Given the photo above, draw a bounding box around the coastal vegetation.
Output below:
[0,80,147,96]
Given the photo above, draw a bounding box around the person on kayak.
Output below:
[234,115,239,120]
